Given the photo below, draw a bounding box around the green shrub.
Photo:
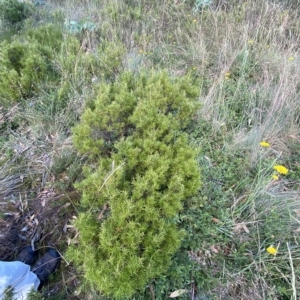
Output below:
[0,0,32,25]
[67,71,201,298]
[26,24,63,54]
[96,41,126,79]
[27,288,45,300]
[0,40,49,105]
[0,25,63,106]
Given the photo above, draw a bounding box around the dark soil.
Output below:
[0,189,81,299]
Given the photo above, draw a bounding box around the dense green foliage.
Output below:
[67,71,201,298]
[0,25,62,106]
[0,23,102,107]
[0,0,32,25]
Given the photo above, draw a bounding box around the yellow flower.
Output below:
[272,174,279,180]
[267,245,277,256]
[193,19,197,22]
[274,165,288,175]
[259,141,270,147]
[248,40,254,44]
[225,72,231,79]
[289,56,295,61]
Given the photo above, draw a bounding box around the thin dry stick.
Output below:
[100,162,125,191]
[87,161,125,212]
[287,242,297,300]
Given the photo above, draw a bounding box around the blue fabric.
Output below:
[0,261,40,299]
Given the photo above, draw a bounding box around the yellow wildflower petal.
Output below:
[267,245,277,256]
[274,165,288,175]
[225,72,231,77]
[289,56,295,61]
[259,141,270,147]
[248,40,254,44]
[272,174,279,180]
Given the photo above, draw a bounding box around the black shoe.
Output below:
[32,248,61,283]
[17,246,39,265]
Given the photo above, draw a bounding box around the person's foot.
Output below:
[32,248,61,283]
[16,246,39,265]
